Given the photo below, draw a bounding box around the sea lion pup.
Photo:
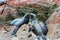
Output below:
[30,13,48,40]
[10,13,30,36]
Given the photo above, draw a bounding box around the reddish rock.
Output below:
[0,5,6,14]
[0,0,50,16]
[7,0,27,7]
[0,5,17,19]
[47,7,60,24]
[27,0,48,4]
[52,0,60,4]
[7,0,49,7]
[0,0,49,18]
[0,25,7,33]
[7,0,60,6]
[0,0,60,20]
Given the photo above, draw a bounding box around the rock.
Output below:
[16,24,36,40]
[7,0,27,7]
[0,5,5,14]
[0,25,7,33]
[52,0,60,5]
[46,7,60,40]
[0,0,60,17]
[47,23,60,40]
[0,5,17,19]
[47,7,60,24]
[7,0,49,7]
[0,0,59,19]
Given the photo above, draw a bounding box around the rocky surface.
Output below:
[0,0,60,40]
[47,7,60,40]
[0,24,37,40]
[0,0,60,17]
[47,7,60,24]
[0,0,50,20]
[0,22,60,40]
